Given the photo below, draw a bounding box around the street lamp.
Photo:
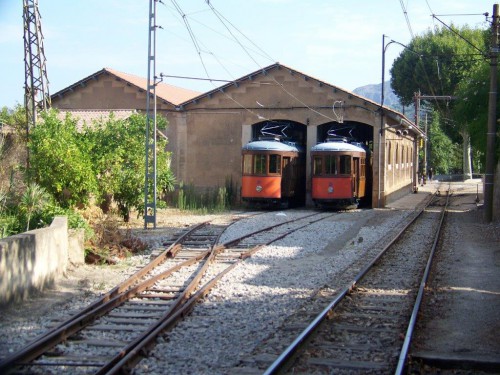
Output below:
[378,35,402,206]
[378,35,420,206]
[381,35,411,112]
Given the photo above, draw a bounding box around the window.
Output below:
[269,154,282,174]
[313,156,323,176]
[339,155,351,174]
[325,155,337,175]
[360,157,366,177]
[243,154,253,174]
[254,154,266,174]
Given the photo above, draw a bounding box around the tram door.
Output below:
[353,157,360,197]
[282,156,291,195]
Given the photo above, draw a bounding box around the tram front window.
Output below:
[243,154,253,174]
[340,155,351,174]
[313,156,323,176]
[269,154,282,174]
[325,155,337,175]
[254,154,266,174]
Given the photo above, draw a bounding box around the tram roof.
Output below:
[311,141,366,153]
[242,140,301,152]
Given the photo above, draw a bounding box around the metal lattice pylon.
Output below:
[144,0,158,228]
[23,0,50,131]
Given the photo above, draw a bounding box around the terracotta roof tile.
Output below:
[105,68,201,105]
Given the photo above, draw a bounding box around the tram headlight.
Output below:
[328,185,334,194]
[256,185,263,192]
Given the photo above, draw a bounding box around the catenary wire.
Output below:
[162,1,341,124]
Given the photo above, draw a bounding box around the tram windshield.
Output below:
[243,154,253,174]
[339,155,351,174]
[254,154,266,174]
[313,156,322,176]
[325,155,337,175]
[269,154,282,174]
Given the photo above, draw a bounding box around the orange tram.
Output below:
[311,137,368,208]
[241,137,305,208]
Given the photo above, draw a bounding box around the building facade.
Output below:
[51,63,424,208]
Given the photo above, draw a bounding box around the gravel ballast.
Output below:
[1,184,498,374]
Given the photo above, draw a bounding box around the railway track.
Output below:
[0,210,334,374]
[253,191,451,374]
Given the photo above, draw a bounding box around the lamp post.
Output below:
[381,34,392,111]
[379,35,422,206]
[381,35,409,109]
[378,35,402,207]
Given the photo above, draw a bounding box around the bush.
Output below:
[29,110,97,208]
[32,203,94,241]
[0,215,19,239]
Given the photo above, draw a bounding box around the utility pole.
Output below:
[414,91,420,189]
[485,3,499,222]
[23,0,50,169]
[144,0,158,229]
[424,113,428,181]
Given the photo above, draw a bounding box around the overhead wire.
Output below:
[413,1,489,117]
[396,0,441,108]
[161,0,342,124]
[431,14,487,56]
[206,1,340,123]
[169,0,211,80]
[204,4,275,63]
[399,0,415,39]
[397,0,454,115]
[162,1,275,75]
[163,0,275,122]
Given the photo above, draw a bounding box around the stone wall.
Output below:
[0,216,83,305]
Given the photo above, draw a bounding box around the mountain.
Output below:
[353,81,406,114]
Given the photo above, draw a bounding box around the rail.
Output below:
[263,191,450,374]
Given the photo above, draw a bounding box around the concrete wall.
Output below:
[0,216,83,305]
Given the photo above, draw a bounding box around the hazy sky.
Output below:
[0,0,493,108]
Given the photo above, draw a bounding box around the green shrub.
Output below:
[0,215,20,239]
[31,203,94,241]
[175,179,236,213]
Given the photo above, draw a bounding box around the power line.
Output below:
[164,1,340,124]
[399,0,415,39]
[434,13,489,17]
[432,14,487,56]
[165,1,274,122]
[205,2,340,123]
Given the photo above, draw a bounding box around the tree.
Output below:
[390,25,489,176]
[28,110,97,208]
[86,113,175,221]
[453,63,500,169]
[391,26,488,106]
[427,111,461,175]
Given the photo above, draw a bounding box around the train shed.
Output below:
[51,63,425,208]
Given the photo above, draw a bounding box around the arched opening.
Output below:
[316,121,373,146]
[243,119,307,207]
[251,119,307,146]
[315,121,373,208]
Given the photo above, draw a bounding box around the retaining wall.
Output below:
[0,216,83,305]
